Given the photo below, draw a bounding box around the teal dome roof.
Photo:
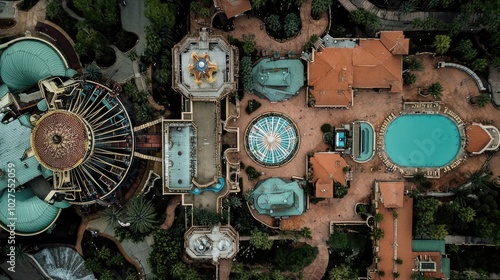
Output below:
[0,40,68,92]
[0,187,60,235]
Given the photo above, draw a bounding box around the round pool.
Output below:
[384,114,461,167]
[245,112,299,167]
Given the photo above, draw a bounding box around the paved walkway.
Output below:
[193,0,329,54]
[0,0,46,37]
[233,54,500,279]
[87,217,155,279]
[445,235,494,245]
[338,0,472,31]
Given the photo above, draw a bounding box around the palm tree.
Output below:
[371,228,384,240]
[300,227,312,239]
[467,169,489,191]
[103,207,123,227]
[427,82,443,100]
[124,196,157,234]
[433,35,451,54]
[134,103,156,123]
[400,0,417,15]
[83,64,102,81]
[474,93,490,108]
[404,57,423,71]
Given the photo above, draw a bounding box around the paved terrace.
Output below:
[191,0,329,54]
[233,54,500,279]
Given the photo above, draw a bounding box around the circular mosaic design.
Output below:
[32,111,90,171]
[245,113,299,167]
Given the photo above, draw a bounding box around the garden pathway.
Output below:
[337,0,475,31]
[192,0,329,54]
[233,53,500,279]
[0,0,46,38]
[87,217,155,279]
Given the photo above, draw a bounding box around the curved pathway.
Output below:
[194,0,329,54]
[338,0,474,31]
[160,195,181,230]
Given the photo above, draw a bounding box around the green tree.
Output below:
[301,227,312,239]
[103,207,123,227]
[396,258,403,265]
[404,73,417,85]
[404,57,423,71]
[374,213,384,223]
[393,272,401,278]
[251,0,266,10]
[83,64,102,81]
[99,270,115,280]
[371,228,384,240]
[456,39,477,62]
[284,13,301,37]
[242,34,256,55]
[241,56,253,90]
[328,231,349,252]
[457,206,476,223]
[433,35,451,54]
[46,0,64,21]
[148,229,183,277]
[266,15,281,33]
[250,229,273,250]
[400,0,417,15]
[429,224,448,239]
[192,208,221,227]
[427,82,443,100]
[200,7,210,19]
[135,103,156,123]
[472,93,491,107]
[171,262,202,280]
[124,196,157,235]
[329,264,357,280]
[350,8,381,31]
[471,58,488,72]
[275,244,318,272]
[73,0,118,27]
[334,182,349,198]
[311,0,333,17]
[468,169,489,190]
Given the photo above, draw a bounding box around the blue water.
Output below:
[384,115,460,167]
[357,123,374,162]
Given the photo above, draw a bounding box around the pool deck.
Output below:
[233,54,499,279]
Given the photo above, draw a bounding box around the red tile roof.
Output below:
[308,31,408,107]
[379,181,405,208]
[466,124,492,153]
[309,153,348,198]
[215,0,252,18]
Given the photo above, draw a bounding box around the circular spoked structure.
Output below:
[32,111,92,171]
[245,113,300,167]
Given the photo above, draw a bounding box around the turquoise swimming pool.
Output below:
[384,114,460,167]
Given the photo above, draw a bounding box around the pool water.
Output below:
[384,114,460,167]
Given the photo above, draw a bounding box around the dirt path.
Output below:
[160,196,182,230]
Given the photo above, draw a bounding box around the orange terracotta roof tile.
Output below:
[379,181,405,208]
[308,33,407,106]
[412,251,446,279]
[215,0,251,18]
[375,195,414,280]
[466,124,492,153]
[380,31,410,55]
[310,153,347,198]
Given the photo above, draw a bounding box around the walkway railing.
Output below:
[438,62,486,91]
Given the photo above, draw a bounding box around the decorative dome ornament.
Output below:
[31,111,92,171]
[187,52,218,85]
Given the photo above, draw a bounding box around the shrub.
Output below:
[275,244,318,272]
[334,182,348,198]
[266,14,281,33]
[240,56,253,90]
[245,166,261,181]
[404,73,417,85]
[396,258,403,265]
[284,13,300,37]
[321,123,332,133]
[245,99,261,114]
[378,270,385,276]
[393,272,400,278]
